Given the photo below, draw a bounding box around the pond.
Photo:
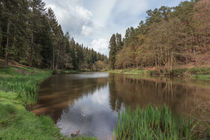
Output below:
[32,72,210,140]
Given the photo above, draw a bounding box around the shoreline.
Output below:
[108,66,210,81]
[1,65,209,139]
[0,66,95,140]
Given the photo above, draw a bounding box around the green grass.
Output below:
[0,91,65,140]
[114,105,200,140]
[0,66,51,105]
[170,67,210,81]
[58,69,83,74]
[169,67,210,77]
[188,67,210,75]
[108,69,152,76]
[192,74,210,80]
[0,66,96,140]
[109,67,210,80]
[0,91,96,140]
[57,69,92,74]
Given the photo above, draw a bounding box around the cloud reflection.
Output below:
[56,84,117,140]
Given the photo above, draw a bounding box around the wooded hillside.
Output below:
[0,0,107,70]
[109,0,210,71]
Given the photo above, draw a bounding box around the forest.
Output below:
[0,0,107,71]
[109,0,210,72]
[0,0,210,140]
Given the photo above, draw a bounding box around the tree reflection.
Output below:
[108,74,210,117]
[32,74,108,121]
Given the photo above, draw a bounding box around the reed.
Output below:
[0,66,96,140]
[0,66,51,105]
[114,105,199,140]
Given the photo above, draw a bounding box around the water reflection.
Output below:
[33,73,109,121]
[57,85,117,139]
[108,74,210,117]
[32,73,210,140]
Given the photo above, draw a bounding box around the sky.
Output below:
[43,0,186,56]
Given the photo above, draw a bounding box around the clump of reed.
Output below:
[0,67,51,105]
[0,67,97,140]
[114,105,199,140]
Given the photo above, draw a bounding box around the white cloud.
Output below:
[90,0,117,27]
[75,6,92,21]
[44,0,93,37]
[90,39,109,56]
[43,0,185,56]
[81,25,92,36]
[113,0,148,15]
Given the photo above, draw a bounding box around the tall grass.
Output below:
[0,66,51,105]
[0,91,96,140]
[114,105,199,140]
[0,66,96,140]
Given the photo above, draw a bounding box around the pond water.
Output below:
[32,72,210,140]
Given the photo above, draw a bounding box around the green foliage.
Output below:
[0,0,107,70]
[0,96,62,140]
[114,105,199,140]
[0,66,51,105]
[0,91,96,140]
[109,34,117,69]
[0,66,96,140]
[109,34,123,69]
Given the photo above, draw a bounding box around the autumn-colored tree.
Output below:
[109,0,209,71]
[193,0,210,51]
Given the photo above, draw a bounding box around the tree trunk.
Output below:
[56,44,60,71]
[5,19,10,67]
[29,32,33,67]
[170,52,173,71]
[52,45,55,71]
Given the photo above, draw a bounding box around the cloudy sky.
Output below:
[43,0,186,56]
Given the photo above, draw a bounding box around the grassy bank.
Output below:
[114,105,209,140]
[0,66,51,105]
[108,69,152,76]
[57,69,91,74]
[0,66,95,140]
[109,66,210,80]
[170,67,210,79]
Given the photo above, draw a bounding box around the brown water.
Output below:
[32,72,210,140]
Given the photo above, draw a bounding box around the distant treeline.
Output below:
[109,0,210,70]
[0,0,107,70]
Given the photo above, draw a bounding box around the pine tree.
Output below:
[109,34,117,69]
